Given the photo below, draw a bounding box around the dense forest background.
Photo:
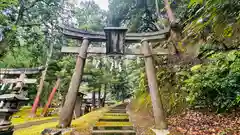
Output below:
[0,0,239,115]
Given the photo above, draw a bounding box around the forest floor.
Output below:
[127,104,240,135]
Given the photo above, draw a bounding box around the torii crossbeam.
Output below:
[62,26,170,42]
[61,26,170,56]
[0,66,44,74]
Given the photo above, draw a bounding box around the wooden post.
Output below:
[102,84,107,107]
[30,68,47,117]
[141,40,168,129]
[98,87,101,108]
[92,91,96,108]
[8,83,13,90]
[59,38,89,128]
[42,78,61,117]
[1,83,6,91]
[0,75,4,87]
[13,73,26,90]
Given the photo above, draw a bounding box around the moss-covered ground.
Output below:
[70,107,110,130]
[13,107,110,135]
[12,106,57,125]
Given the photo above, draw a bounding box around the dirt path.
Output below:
[14,118,58,130]
[127,105,155,135]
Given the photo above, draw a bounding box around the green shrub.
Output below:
[157,68,188,115]
[182,50,240,112]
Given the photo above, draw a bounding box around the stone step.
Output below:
[99,115,129,122]
[112,108,126,110]
[104,113,128,116]
[93,126,134,130]
[98,119,129,122]
[95,122,132,126]
[92,130,135,135]
[111,107,126,110]
[113,106,126,108]
[94,122,133,130]
[113,105,126,108]
[108,109,126,113]
[99,119,129,122]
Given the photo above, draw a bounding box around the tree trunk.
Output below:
[155,0,160,18]
[30,42,53,117]
[98,87,101,108]
[42,78,61,117]
[102,84,107,107]
[121,89,125,103]
[92,91,96,108]
[163,0,182,55]
[58,39,89,128]
[163,0,175,23]
[141,40,168,129]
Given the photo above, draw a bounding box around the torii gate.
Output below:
[59,26,171,129]
[0,66,45,89]
[0,67,44,133]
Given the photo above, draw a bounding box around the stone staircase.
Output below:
[92,104,136,135]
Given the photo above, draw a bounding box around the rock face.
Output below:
[92,103,136,135]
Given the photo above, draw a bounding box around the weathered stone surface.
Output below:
[0,94,29,101]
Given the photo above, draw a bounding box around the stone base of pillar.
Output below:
[151,128,169,135]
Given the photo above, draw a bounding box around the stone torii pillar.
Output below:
[59,38,90,128]
[141,40,167,129]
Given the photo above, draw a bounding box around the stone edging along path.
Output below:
[14,118,58,130]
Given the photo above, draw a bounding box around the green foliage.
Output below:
[0,46,41,68]
[0,0,62,55]
[108,0,160,32]
[156,66,188,115]
[183,51,240,112]
[75,1,106,31]
[132,91,152,113]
